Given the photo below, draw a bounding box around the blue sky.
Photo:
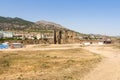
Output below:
[0,0,120,36]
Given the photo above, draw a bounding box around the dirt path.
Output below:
[82,46,120,80]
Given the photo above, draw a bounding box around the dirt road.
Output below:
[82,46,120,80]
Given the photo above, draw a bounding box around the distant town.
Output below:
[0,16,118,49]
[0,30,112,45]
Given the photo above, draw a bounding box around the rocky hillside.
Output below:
[0,16,68,31]
[36,20,65,30]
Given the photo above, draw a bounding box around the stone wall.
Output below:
[54,30,78,44]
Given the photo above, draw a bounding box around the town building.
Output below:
[0,31,13,38]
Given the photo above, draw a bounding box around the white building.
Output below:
[0,33,3,38]
[98,42,104,45]
[0,31,13,38]
[36,33,54,40]
[83,42,91,46]
[36,34,42,40]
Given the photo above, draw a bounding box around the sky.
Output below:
[0,0,120,36]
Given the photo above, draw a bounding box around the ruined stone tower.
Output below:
[54,30,62,44]
[54,30,77,44]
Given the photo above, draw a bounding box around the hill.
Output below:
[36,20,65,30]
[0,16,69,31]
[0,16,34,30]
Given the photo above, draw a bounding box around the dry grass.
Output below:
[0,48,101,80]
[109,43,120,49]
[114,45,120,49]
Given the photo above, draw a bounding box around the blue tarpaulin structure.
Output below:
[0,43,9,49]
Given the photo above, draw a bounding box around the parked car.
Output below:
[10,43,23,48]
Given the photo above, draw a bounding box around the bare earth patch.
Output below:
[81,46,120,80]
[0,46,101,80]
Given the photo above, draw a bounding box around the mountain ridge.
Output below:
[0,16,70,31]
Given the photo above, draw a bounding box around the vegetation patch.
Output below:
[0,48,101,80]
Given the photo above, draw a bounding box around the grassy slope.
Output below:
[0,48,101,80]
